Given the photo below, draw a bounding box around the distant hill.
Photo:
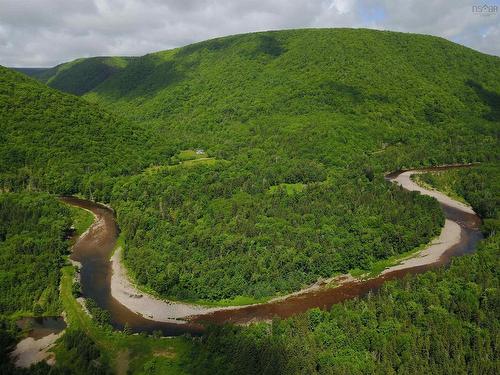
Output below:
[0,65,147,196]
[21,29,499,126]
[14,56,135,95]
[20,29,499,165]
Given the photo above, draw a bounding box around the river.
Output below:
[60,165,483,335]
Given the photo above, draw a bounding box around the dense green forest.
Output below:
[0,193,71,317]
[5,29,500,302]
[1,28,499,373]
[113,166,444,301]
[0,193,72,374]
[184,164,500,374]
[0,66,150,195]
[29,29,500,169]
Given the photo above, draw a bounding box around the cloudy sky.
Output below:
[1,0,499,67]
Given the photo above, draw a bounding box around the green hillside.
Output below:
[15,56,134,95]
[2,29,499,303]
[30,29,499,168]
[0,66,148,195]
[96,29,498,302]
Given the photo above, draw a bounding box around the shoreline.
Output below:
[110,247,216,323]
[10,332,63,368]
[105,167,476,323]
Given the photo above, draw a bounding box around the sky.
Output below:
[0,0,499,67]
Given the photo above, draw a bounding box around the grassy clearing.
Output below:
[58,266,191,374]
[110,232,125,258]
[268,182,306,195]
[177,149,207,161]
[180,157,216,167]
[68,205,95,236]
[144,157,219,175]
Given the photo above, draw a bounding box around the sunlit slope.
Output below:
[4,29,499,302]
[74,28,499,167]
[81,29,499,125]
[0,66,146,195]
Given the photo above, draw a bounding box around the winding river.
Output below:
[60,165,483,335]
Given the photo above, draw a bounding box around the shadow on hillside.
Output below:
[97,57,186,100]
[466,80,500,121]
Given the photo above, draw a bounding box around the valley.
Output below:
[1,28,498,374]
[59,164,483,332]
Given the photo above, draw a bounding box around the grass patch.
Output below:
[177,149,207,161]
[110,232,126,258]
[268,182,306,195]
[144,157,219,175]
[68,205,95,236]
[180,157,216,167]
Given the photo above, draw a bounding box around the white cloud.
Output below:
[0,0,498,67]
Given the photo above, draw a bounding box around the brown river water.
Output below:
[59,166,483,335]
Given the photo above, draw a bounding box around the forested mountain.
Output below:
[5,29,499,303]
[100,29,498,302]
[2,28,499,373]
[14,56,134,95]
[21,29,500,167]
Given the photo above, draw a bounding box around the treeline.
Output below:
[53,329,111,375]
[184,165,500,374]
[0,328,111,375]
[417,164,499,222]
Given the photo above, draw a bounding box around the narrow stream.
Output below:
[60,165,483,334]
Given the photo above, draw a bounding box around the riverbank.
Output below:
[10,331,63,368]
[111,247,214,323]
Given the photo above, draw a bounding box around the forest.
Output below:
[114,165,444,301]
[183,164,500,374]
[0,193,71,317]
[0,28,499,373]
[0,192,72,374]
[2,29,500,303]
[0,66,150,196]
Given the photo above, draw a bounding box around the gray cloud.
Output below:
[0,0,498,67]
